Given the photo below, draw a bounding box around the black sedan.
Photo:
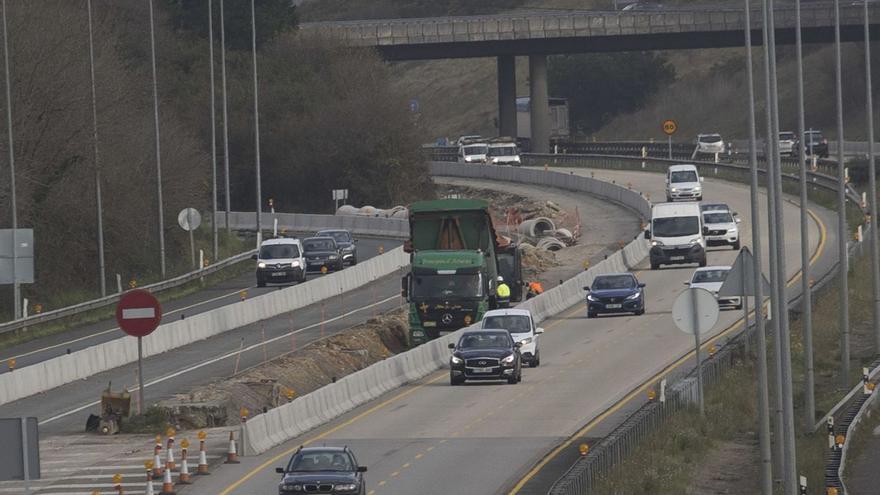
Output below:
[302,236,345,272]
[449,330,522,385]
[793,130,829,158]
[584,273,646,318]
[317,229,358,265]
[276,446,367,495]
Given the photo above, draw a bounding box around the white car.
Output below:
[778,131,796,156]
[696,133,725,154]
[702,209,741,250]
[687,266,742,309]
[487,141,521,165]
[481,308,543,367]
[458,142,489,164]
[253,237,306,287]
[666,164,703,201]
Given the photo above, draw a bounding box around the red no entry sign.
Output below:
[116,289,163,338]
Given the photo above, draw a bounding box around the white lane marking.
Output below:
[121,308,155,319]
[38,294,399,425]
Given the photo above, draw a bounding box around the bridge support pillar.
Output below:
[497,55,517,138]
[529,55,550,153]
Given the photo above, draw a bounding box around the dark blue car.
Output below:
[583,273,646,318]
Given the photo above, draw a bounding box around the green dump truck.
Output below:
[401,198,522,346]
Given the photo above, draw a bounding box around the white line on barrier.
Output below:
[38,294,400,425]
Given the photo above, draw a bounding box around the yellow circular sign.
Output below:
[662,119,677,136]
[321,266,329,274]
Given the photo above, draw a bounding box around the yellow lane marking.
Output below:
[415,453,424,460]
[507,207,828,494]
[402,463,411,469]
[390,471,400,478]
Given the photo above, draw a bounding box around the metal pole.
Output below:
[147,0,166,278]
[137,336,144,415]
[863,0,880,356]
[767,1,798,491]
[1,0,19,320]
[220,0,231,233]
[760,0,785,485]
[20,417,29,495]
[834,0,850,388]
[691,288,704,417]
[250,0,262,246]
[86,0,106,298]
[668,135,672,159]
[188,209,195,269]
[794,0,816,429]
[208,0,218,261]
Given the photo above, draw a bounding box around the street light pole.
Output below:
[250,0,263,245]
[86,0,106,298]
[1,0,19,320]
[833,0,850,389]
[147,0,166,278]
[862,0,880,356]
[219,0,231,233]
[208,0,218,262]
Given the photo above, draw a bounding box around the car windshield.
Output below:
[653,216,700,237]
[463,145,488,155]
[318,231,351,244]
[592,275,636,290]
[259,244,299,259]
[412,274,483,299]
[700,203,727,212]
[670,170,698,183]
[458,332,511,349]
[779,132,795,140]
[704,212,733,224]
[303,239,336,251]
[488,146,517,156]
[804,132,824,142]
[288,452,354,472]
[693,269,728,283]
[699,135,721,143]
[482,315,531,334]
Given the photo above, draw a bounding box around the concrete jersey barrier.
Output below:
[0,247,409,406]
[241,165,652,455]
[217,212,409,239]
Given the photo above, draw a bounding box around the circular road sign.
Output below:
[177,208,202,232]
[662,119,678,136]
[671,288,719,335]
[116,289,163,338]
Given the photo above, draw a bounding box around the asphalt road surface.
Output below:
[187,168,837,495]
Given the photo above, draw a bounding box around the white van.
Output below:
[666,164,703,201]
[645,202,707,270]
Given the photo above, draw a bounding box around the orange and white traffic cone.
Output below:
[144,462,155,495]
[113,473,124,495]
[160,460,176,495]
[225,431,240,464]
[178,439,192,485]
[165,431,176,472]
[152,437,164,478]
[196,431,210,475]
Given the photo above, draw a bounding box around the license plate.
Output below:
[271,272,286,277]
[606,304,622,309]
[670,256,685,261]
[471,367,493,373]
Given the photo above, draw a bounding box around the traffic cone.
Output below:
[160,460,176,495]
[165,433,176,472]
[225,431,240,464]
[152,437,164,478]
[196,431,210,475]
[145,470,155,495]
[178,439,192,485]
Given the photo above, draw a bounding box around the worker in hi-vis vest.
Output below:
[496,276,511,308]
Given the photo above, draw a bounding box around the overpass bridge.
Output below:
[302,3,880,152]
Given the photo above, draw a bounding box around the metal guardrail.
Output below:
[0,249,258,336]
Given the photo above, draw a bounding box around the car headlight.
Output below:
[514,156,521,162]
[329,254,339,259]
[334,483,358,492]
[690,238,703,246]
[343,245,354,252]
[651,240,664,247]
[586,294,598,302]
[501,354,516,364]
[258,262,266,269]
[519,337,533,345]
[626,292,641,300]
[693,186,702,192]
[291,260,301,268]
[279,484,302,492]
[670,187,678,192]
[450,355,463,364]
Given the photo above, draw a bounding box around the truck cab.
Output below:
[646,202,707,270]
[487,138,521,166]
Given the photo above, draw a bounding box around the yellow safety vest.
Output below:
[497,283,511,298]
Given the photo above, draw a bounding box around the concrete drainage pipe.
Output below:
[518,217,556,238]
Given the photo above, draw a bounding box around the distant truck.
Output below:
[486,137,521,166]
[401,199,522,347]
[516,96,570,150]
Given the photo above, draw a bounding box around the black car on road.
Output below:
[449,330,522,385]
[316,229,358,265]
[584,273,646,318]
[276,446,367,495]
[302,236,344,273]
[794,130,829,158]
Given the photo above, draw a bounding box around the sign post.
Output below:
[177,208,202,270]
[672,287,719,416]
[332,189,349,212]
[116,289,163,414]
[662,119,678,159]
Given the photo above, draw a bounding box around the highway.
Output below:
[0,177,636,440]
[0,236,396,373]
[187,168,837,495]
